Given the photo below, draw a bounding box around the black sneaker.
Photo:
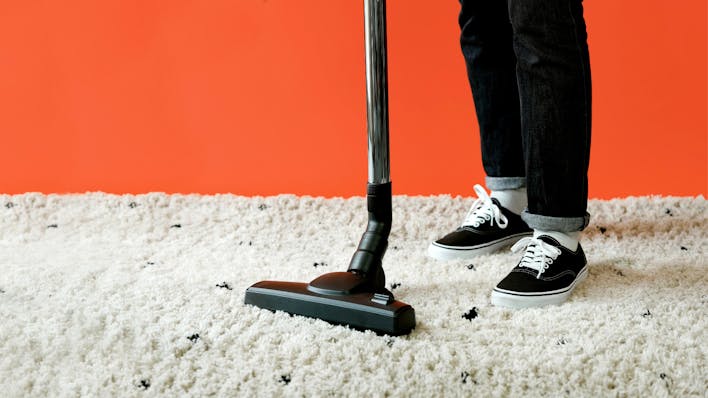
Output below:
[427,184,532,261]
[491,235,588,309]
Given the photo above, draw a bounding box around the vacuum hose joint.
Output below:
[347,182,392,281]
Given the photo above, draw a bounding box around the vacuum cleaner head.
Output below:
[245,278,415,336]
[244,183,416,336]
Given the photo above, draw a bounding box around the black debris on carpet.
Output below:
[216,282,233,290]
[239,241,253,246]
[170,224,181,228]
[557,337,568,345]
[187,333,200,343]
[390,282,401,290]
[642,309,652,318]
[128,202,138,208]
[258,204,268,210]
[462,307,478,321]
[313,262,327,268]
[659,372,672,389]
[5,202,14,209]
[278,374,291,385]
[47,224,58,228]
[460,371,476,384]
[598,226,607,234]
[138,379,150,390]
[466,264,475,270]
[680,246,688,251]
[665,208,673,216]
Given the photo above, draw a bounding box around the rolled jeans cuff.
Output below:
[485,176,526,191]
[521,210,591,232]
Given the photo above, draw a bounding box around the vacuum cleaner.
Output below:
[244,0,416,336]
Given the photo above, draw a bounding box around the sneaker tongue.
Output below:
[536,235,562,247]
[490,197,511,215]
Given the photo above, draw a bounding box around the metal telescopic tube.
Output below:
[365,0,390,184]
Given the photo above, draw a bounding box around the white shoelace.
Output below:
[461,184,509,229]
[511,237,562,279]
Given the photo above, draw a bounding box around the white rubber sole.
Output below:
[490,266,588,309]
[427,232,533,261]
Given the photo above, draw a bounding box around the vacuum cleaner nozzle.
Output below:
[245,279,415,336]
[244,183,416,336]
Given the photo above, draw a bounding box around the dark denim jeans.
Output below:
[459,0,592,232]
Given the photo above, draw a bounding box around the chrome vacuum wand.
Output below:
[365,0,390,186]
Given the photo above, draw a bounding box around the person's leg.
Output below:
[459,0,526,192]
[509,0,592,232]
[427,1,532,261]
[491,0,592,308]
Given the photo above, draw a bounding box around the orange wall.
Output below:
[0,1,706,198]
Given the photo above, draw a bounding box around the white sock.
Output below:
[490,187,527,215]
[534,230,580,251]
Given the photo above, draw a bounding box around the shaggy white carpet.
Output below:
[0,192,705,397]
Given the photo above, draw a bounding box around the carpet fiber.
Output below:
[0,193,706,397]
